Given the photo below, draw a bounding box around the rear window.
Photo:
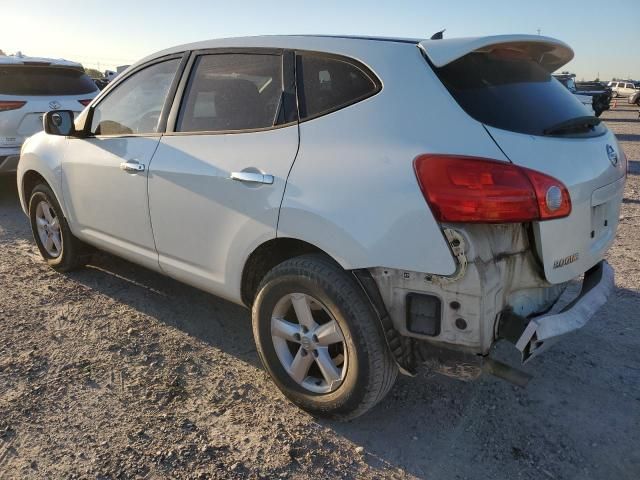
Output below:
[0,66,98,95]
[296,54,379,119]
[434,52,600,136]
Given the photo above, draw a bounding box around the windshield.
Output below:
[0,66,98,95]
[433,52,602,136]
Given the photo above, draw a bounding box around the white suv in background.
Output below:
[608,81,637,97]
[17,35,626,419]
[0,54,98,173]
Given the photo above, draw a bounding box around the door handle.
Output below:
[120,160,145,173]
[230,171,274,185]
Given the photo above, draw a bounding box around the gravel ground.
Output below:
[1,103,639,480]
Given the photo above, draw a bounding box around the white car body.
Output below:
[0,54,98,173]
[608,81,637,97]
[17,34,625,367]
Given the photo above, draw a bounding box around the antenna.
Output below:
[430,29,445,40]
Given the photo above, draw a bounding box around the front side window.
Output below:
[176,54,283,132]
[90,59,180,136]
[296,54,379,119]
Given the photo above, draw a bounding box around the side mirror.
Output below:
[43,110,76,136]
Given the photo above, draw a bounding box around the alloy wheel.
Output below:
[35,200,62,258]
[270,293,347,394]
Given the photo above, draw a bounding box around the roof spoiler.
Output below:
[419,34,574,72]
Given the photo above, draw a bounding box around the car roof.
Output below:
[0,53,83,69]
[140,34,419,60]
[136,34,573,72]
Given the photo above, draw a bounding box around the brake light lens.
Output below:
[78,99,92,107]
[413,155,571,223]
[0,101,26,112]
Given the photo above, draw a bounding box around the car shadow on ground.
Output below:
[0,175,19,206]
[615,133,640,142]
[627,160,640,175]
[606,117,640,123]
[77,251,261,368]
[37,230,640,479]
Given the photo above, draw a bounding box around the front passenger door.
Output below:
[61,57,182,270]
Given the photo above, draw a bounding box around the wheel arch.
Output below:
[21,170,49,210]
[20,168,68,220]
[17,132,67,217]
[241,237,343,308]
[241,237,414,375]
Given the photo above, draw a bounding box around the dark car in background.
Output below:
[554,74,611,117]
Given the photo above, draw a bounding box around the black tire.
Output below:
[252,253,398,420]
[28,183,90,272]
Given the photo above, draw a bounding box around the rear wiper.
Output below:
[543,116,601,136]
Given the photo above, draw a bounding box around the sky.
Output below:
[1,0,639,80]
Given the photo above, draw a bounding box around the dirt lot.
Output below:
[1,103,639,480]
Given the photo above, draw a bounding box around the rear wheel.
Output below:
[29,184,90,272]
[252,254,397,420]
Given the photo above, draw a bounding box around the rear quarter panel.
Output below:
[278,41,509,274]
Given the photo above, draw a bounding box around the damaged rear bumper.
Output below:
[515,260,614,362]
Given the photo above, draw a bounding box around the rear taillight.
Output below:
[0,101,26,112]
[413,154,571,223]
[78,99,92,107]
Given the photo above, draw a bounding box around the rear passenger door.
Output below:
[147,49,298,302]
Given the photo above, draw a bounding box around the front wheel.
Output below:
[29,183,90,272]
[252,254,398,420]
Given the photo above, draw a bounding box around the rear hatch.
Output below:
[421,35,627,283]
[0,64,97,147]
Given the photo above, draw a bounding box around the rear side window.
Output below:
[177,54,283,132]
[296,54,380,119]
[0,66,98,95]
[434,52,599,136]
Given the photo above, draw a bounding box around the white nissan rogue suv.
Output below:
[0,53,98,173]
[16,35,626,419]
